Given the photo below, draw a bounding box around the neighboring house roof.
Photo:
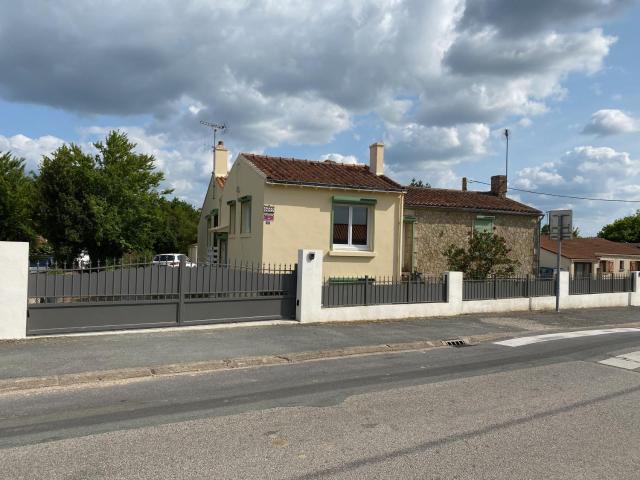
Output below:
[215,176,227,189]
[241,153,405,192]
[404,187,542,215]
[540,236,640,260]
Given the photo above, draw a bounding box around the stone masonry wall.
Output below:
[410,208,538,276]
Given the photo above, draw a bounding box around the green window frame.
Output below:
[240,196,251,234]
[474,216,494,234]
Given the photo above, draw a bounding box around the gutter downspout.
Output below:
[535,213,544,274]
[398,193,404,278]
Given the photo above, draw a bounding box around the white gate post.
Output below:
[630,272,640,307]
[445,271,463,315]
[296,249,323,323]
[558,271,570,309]
[0,241,29,339]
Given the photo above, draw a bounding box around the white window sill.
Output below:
[329,250,376,258]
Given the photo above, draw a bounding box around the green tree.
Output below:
[35,144,96,262]
[409,178,431,188]
[153,198,200,254]
[89,131,166,260]
[0,152,37,243]
[444,232,519,278]
[36,131,167,263]
[598,211,640,243]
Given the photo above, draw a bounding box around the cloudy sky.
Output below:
[1,0,640,235]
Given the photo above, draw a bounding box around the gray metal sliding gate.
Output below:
[27,261,297,335]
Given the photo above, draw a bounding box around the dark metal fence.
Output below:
[463,276,555,301]
[569,274,633,295]
[28,261,295,303]
[322,275,446,308]
[27,260,297,335]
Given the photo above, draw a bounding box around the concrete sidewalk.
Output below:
[0,307,638,385]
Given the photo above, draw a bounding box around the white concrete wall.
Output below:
[630,272,640,306]
[0,242,28,339]
[295,251,640,323]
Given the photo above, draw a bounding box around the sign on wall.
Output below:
[263,205,275,224]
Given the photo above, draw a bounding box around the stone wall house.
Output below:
[403,176,542,276]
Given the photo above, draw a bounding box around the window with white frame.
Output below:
[240,198,251,234]
[332,204,370,250]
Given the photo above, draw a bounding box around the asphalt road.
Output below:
[2,331,640,479]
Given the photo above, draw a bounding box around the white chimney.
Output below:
[214,140,229,177]
[369,142,384,176]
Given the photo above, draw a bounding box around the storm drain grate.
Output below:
[442,339,469,348]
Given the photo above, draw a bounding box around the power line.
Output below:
[468,179,640,204]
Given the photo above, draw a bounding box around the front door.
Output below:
[402,221,414,273]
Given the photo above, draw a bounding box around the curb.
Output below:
[0,333,509,395]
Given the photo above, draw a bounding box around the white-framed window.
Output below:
[241,199,251,234]
[332,204,370,250]
[229,203,236,234]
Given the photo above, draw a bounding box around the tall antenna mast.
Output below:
[200,121,227,156]
[503,128,510,183]
[200,121,227,200]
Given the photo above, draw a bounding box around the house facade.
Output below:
[403,176,543,276]
[540,236,640,277]
[197,143,405,278]
[197,141,229,264]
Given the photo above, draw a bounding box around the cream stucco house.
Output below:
[197,143,405,278]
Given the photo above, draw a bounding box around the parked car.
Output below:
[152,253,196,268]
[29,256,55,273]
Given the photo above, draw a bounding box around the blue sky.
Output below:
[1,0,640,235]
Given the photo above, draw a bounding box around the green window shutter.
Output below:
[239,195,252,203]
[332,196,377,205]
[403,215,417,223]
[474,216,494,234]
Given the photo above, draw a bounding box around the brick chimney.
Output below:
[214,140,229,178]
[369,142,384,176]
[462,177,468,191]
[490,175,507,197]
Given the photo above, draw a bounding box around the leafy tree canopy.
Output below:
[444,232,519,278]
[0,152,36,243]
[598,210,640,243]
[36,130,176,263]
[409,178,431,188]
[153,198,200,255]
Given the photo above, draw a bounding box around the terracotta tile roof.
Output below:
[541,236,640,260]
[215,176,226,189]
[405,187,541,215]
[241,153,404,192]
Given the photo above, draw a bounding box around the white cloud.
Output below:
[0,0,631,208]
[320,153,360,165]
[514,145,640,235]
[582,109,639,136]
[0,133,65,171]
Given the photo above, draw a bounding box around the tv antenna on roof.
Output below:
[503,128,510,183]
[200,121,227,150]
